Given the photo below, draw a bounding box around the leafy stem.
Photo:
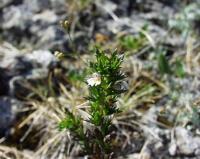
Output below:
[59,48,127,157]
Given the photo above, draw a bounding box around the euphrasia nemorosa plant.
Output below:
[58,48,128,158]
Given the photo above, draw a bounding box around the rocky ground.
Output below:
[0,0,200,158]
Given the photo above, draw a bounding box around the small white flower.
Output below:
[86,73,101,86]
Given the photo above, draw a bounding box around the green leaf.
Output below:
[157,52,171,75]
[191,107,200,127]
[91,111,102,126]
[174,59,185,78]
[59,112,82,131]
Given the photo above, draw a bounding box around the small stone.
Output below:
[196,129,200,135]
[169,142,176,156]
[25,50,56,68]
[127,153,140,159]
[0,0,13,9]
[33,26,64,49]
[170,127,200,156]
[50,0,67,13]
[0,97,23,136]
[2,5,32,30]
[154,142,163,151]
[23,0,50,13]
[32,10,58,24]
[140,149,151,159]
[195,149,200,156]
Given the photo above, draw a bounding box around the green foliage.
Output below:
[69,0,92,11]
[120,35,138,50]
[68,69,87,82]
[119,25,148,52]
[190,107,200,128]
[156,48,185,77]
[59,48,127,157]
[157,48,185,78]
[86,49,127,154]
[119,34,146,51]
[59,111,90,151]
[177,106,200,128]
[80,0,91,8]
[174,59,185,78]
[59,112,82,131]
[168,3,200,37]
[157,51,171,75]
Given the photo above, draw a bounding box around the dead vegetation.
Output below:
[1,0,200,159]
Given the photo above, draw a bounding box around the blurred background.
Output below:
[0,0,200,158]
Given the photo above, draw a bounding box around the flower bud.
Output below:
[54,51,65,60]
